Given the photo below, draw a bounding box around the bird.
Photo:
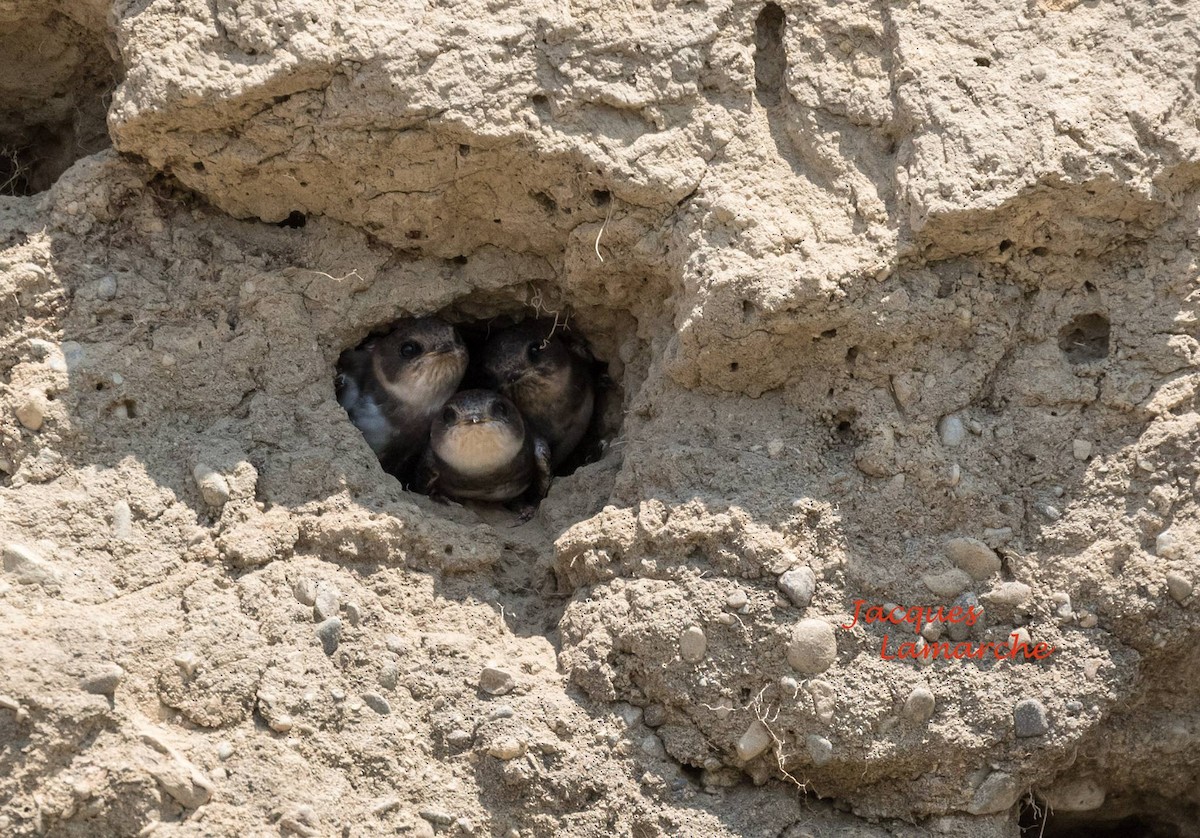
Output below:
[336,317,468,484]
[415,389,552,510]
[478,319,595,469]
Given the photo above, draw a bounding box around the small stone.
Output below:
[446,729,472,748]
[680,626,708,663]
[1166,571,1193,603]
[362,692,391,715]
[412,823,436,838]
[777,567,816,607]
[80,663,124,696]
[981,581,1032,607]
[316,617,342,655]
[344,602,363,626]
[314,583,340,620]
[787,619,837,674]
[1014,698,1049,737]
[269,713,293,733]
[805,734,833,766]
[111,500,133,539]
[173,651,201,677]
[1038,503,1061,520]
[15,394,46,431]
[921,568,972,598]
[938,414,965,447]
[420,809,455,826]
[192,465,230,508]
[640,733,665,757]
[944,537,1001,580]
[216,742,234,760]
[1078,611,1098,628]
[726,589,748,610]
[643,704,666,727]
[370,797,401,816]
[921,623,942,641]
[488,735,525,760]
[735,720,772,761]
[1156,530,1182,559]
[767,438,785,458]
[1042,777,1105,812]
[292,578,316,606]
[96,275,118,300]
[2,543,57,585]
[1072,439,1092,461]
[378,662,399,690]
[384,635,408,655]
[948,593,980,641]
[479,666,515,696]
[902,686,935,723]
[968,771,1022,815]
[982,527,1013,547]
[779,675,799,694]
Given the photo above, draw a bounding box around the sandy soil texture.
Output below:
[1,0,1199,836]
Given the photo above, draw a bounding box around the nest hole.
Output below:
[1058,313,1110,364]
[1020,799,1186,838]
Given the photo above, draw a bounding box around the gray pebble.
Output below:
[680,626,707,663]
[735,721,772,761]
[15,394,45,431]
[787,619,837,674]
[968,771,1021,815]
[938,414,965,447]
[111,500,133,539]
[488,705,514,720]
[902,686,935,723]
[292,578,316,606]
[805,734,833,766]
[344,602,364,626]
[921,568,972,598]
[1156,530,1181,559]
[384,635,408,656]
[80,663,124,696]
[726,589,748,610]
[192,464,230,508]
[1166,571,1192,603]
[479,666,515,696]
[643,704,666,727]
[446,729,472,748]
[1014,698,1049,737]
[980,581,1031,607]
[420,809,455,826]
[362,692,391,715]
[777,567,816,608]
[948,593,980,642]
[944,537,1001,580]
[216,741,234,760]
[316,618,342,655]
[96,275,118,300]
[314,583,340,621]
[378,662,399,690]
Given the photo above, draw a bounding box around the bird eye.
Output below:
[491,399,508,419]
[400,341,421,358]
[527,341,543,361]
[441,406,456,424]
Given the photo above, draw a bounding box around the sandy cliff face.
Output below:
[1,0,1199,835]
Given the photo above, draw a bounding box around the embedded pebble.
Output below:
[362,692,391,715]
[1078,611,1098,628]
[488,735,525,760]
[1042,777,1105,812]
[111,500,133,539]
[726,589,748,610]
[735,720,772,761]
[385,635,408,656]
[805,679,837,722]
[1014,698,1049,737]
[80,663,124,696]
[938,414,965,447]
[1072,439,1093,461]
[316,618,343,655]
[1156,530,1181,559]
[96,275,118,300]
[292,578,316,606]
[805,734,833,766]
[173,651,201,677]
[344,602,363,626]
[420,809,455,826]
[413,823,436,838]
[777,567,816,608]
[787,619,837,674]
[446,729,472,748]
[15,394,46,431]
[679,626,708,663]
[967,771,1021,815]
[3,542,57,585]
[921,568,972,598]
[378,662,399,690]
[982,527,1013,547]
[767,438,785,458]
[643,704,666,727]
[216,742,234,760]
[1166,571,1193,603]
[314,584,340,620]
[479,666,515,696]
[192,465,230,508]
[779,675,799,695]
[902,686,936,723]
[944,537,1001,580]
[948,593,980,641]
[1038,503,1061,520]
[269,714,293,733]
[980,581,1031,607]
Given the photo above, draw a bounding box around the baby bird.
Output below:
[479,320,595,468]
[336,317,468,483]
[417,389,552,507]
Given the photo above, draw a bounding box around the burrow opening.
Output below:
[0,10,119,196]
[335,298,631,510]
[1057,313,1111,364]
[1019,798,1187,838]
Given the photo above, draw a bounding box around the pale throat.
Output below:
[438,423,524,475]
[377,355,460,412]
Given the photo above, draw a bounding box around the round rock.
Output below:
[968,771,1021,815]
[679,626,707,663]
[944,537,1002,580]
[192,465,230,508]
[787,619,837,674]
[479,666,515,696]
[80,663,124,696]
[1014,698,1049,737]
[316,618,343,655]
[902,686,935,723]
[735,720,771,762]
[1166,571,1193,603]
